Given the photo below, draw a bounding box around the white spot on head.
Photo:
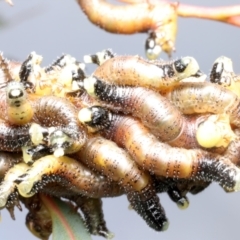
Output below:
[10,89,21,98]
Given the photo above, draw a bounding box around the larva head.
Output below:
[210,56,234,86]
[19,52,43,90]
[83,49,115,65]
[72,61,86,82]
[78,106,110,131]
[6,81,26,106]
[174,57,201,80]
[145,32,162,60]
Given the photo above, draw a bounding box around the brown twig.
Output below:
[118,0,240,27]
[177,4,240,27]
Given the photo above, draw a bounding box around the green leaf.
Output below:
[41,194,92,240]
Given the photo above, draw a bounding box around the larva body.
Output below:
[166,82,240,127]
[74,136,168,231]
[16,155,123,199]
[92,56,200,92]
[79,106,240,192]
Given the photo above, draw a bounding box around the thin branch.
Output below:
[118,0,240,27]
[177,4,240,27]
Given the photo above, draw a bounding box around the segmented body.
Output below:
[79,106,240,192]
[92,55,200,92]
[16,154,123,199]
[74,136,169,231]
[166,82,240,127]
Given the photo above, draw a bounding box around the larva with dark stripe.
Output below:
[16,155,123,199]
[78,106,240,192]
[83,77,234,149]
[70,195,113,239]
[73,136,168,231]
[91,55,201,93]
[83,76,184,142]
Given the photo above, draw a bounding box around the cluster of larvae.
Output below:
[0,50,240,239]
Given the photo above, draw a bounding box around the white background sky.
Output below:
[1,0,240,239]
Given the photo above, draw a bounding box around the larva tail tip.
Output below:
[233,171,240,192]
[161,219,169,231]
[106,232,115,240]
[176,197,189,210]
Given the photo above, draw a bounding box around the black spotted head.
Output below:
[84,49,115,65]
[145,32,162,60]
[210,56,234,86]
[78,106,111,132]
[173,57,202,80]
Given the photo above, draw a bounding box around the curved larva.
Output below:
[92,56,200,92]
[70,196,114,239]
[32,96,87,154]
[74,136,168,231]
[77,0,177,57]
[79,106,240,192]
[74,136,150,192]
[83,77,184,142]
[165,82,240,128]
[16,154,123,199]
[0,162,29,208]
